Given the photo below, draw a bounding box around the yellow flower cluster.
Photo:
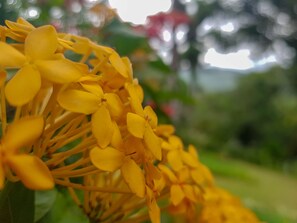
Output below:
[0,18,260,223]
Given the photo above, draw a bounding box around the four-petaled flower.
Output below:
[0,25,82,106]
[0,117,54,190]
[90,144,146,198]
[127,105,162,160]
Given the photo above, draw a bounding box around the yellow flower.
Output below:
[162,135,185,170]
[58,75,124,148]
[125,82,145,115]
[4,17,35,41]
[155,124,175,138]
[72,35,131,80]
[158,164,201,207]
[188,145,214,186]
[199,188,260,223]
[90,136,146,198]
[92,46,132,79]
[127,105,162,160]
[88,123,158,200]
[162,136,214,186]
[0,25,82,106]
[0,117,54,190]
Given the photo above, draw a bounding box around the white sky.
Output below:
[108,0,172,25]
[203,48,255,70]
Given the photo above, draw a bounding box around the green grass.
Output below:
[200,152,297,223]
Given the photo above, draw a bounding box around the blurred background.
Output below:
[1,0,297,222]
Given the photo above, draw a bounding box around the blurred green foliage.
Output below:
[200,152,297,223]
[179,66,297,171]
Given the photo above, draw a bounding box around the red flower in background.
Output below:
[135,10,190,39]
[146,100,175,118]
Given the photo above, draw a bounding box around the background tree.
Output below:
[143,0,297,91]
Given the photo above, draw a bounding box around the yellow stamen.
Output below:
[13,106,21,122]
[52,166,101,178]
[100,194,132,221]
[45,138,96,166]
[51,157,91,172]
[90,56,108,75]
[80,48,92,64]
[42,86,60,118]
[55,179,132,194]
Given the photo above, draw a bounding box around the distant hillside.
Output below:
[180,68,245,92]
[198,68,245,92]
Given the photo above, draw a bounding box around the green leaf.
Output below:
[34,189,57,222]
[0,181,34,223]
[39,189,88,223]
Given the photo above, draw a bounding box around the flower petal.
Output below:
[126,84,144,116]
[190,164,214,186]
[148,198,160,223]
[109,52,128,78]
[92,106,114,148]
[190,169,204,185]
[181,150,199,168]
[144,127,162,160]
[122,57,133,80]
[7,155,54,190]
[188,144,199,160]
[5,65,41,106]
[126,113,146,138]
[111,122,123,149]
[90,146,124,172]
[146,187,161,223]
[5,18,34,34]
[121,158,145,198]
[25,25,58,60]
[0,42,25,68]
[169,136,183,150]
[182,185,197,202]
[126,82,143,101]
[80,82,104,97]
[17,17,35,27]
[3,116,44,154]
[72,36,90,54]
[158,164,178,183]
[199,164,214,185]
[58,89,99,114]
[35,59,82,83]
[170,184,185,206]
[144,106,158,128]
[167,150,183,171]
[155,124,175,137]
[105,93,123,119]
